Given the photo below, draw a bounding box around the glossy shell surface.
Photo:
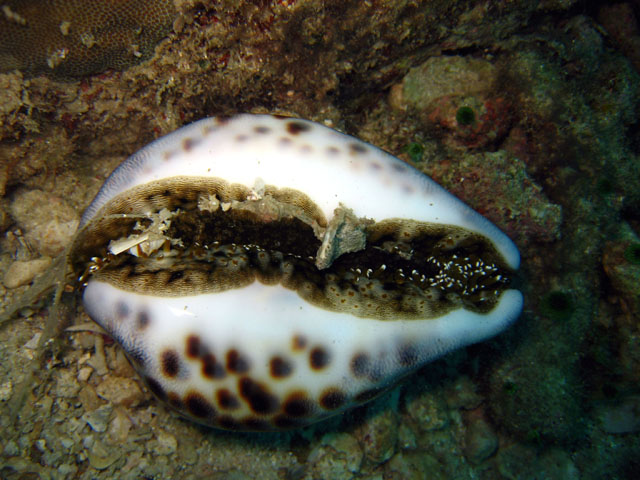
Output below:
[73,114,522,430]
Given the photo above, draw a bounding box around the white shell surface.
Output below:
[81,114,519,269]
[84,280,522,426]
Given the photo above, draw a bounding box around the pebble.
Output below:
[386,451,446,480]
[54,369,81,399]
[87,439,122,470]
[463,417,498,464]
[34,438,47,452]
[96,376,144,407]
[0,379,13,401]
[405,391,449,431]
[153,430,178,456]
[2,257,52,288]
[444,376,483,410]
[87,335,108,375]
[390,55,497,112]
[60,437,74,449]
[82,404,113,432]
[598,396,640,434]
[77,366,93,382]
[78,383,103,412]
[107,408,133,444]
[3,439,19,456]
[9,189,79,257]
[397,423,417,450]
[24,332,42,350]
[354,407,398,464]
[308,432,363,479]
[58,464,78,478]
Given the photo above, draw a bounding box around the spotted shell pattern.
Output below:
[75,114,523,430]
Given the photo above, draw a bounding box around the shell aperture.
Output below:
[73,114,522,430]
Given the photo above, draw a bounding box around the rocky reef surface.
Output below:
[1,0,639,479]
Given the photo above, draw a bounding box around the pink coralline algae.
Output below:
[425,151,562,248]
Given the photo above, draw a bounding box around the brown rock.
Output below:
[96,376,144,408]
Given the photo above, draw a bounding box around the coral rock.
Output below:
[0,0,176,78]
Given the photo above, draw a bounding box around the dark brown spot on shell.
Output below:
[215,116,231,125]
[350,352,370,378]
[202,353,226,379]
[326,146,340,156]
[320,388,346,410]
[398,343,419,366]
[254,125,271,134]
[402,183,415,194]
[286,121,310,135]
[182,137,198,151]
[226,349,250,373]
[136,310,150,330]
[186,335,201,359]
[238,377,279,414]
[145,376,166,401]
[115,301,129,319]
[185,391,216,419]
[310,346,330,370]
[270,356,293,378]
[292,335,307,351]
[161,350,180,378]
[283,392,313,417]
[202,124,217,135]
[349,142,367,154]
[217,389,240,410]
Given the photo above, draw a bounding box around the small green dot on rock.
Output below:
[540,290,574,321]
[623,243,640,265]
[404,142,424,162]
[456,106,475,126]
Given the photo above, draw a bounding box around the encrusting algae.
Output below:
[0,0,176,78]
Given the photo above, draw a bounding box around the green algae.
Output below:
[455,106,476,126]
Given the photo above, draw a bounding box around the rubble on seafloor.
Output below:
[1,0,640,479]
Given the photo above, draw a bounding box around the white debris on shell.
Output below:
[197,193,220,212]
[1,5,27,25]
[59,20,71,36]
[47,48,69,69]
[246,177,266,201]
[316,205,372,270]
[108,208,179,257]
